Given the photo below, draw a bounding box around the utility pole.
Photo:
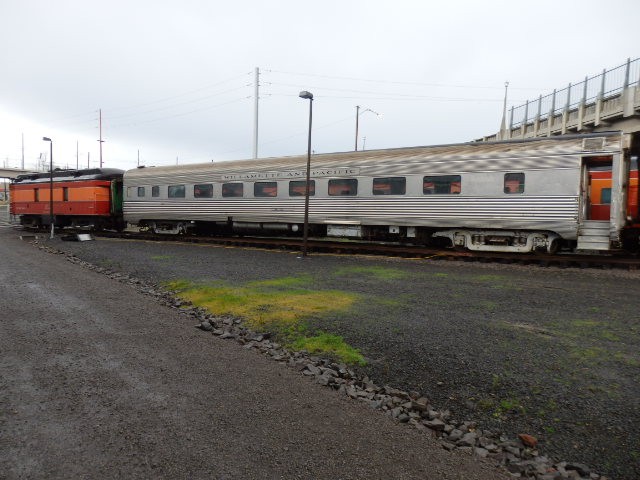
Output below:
[87,152,90,169]
[21,133,24,169]
[137,149,140,167]
[76,140,79,170]
[98,108,104,168]
[253,67,259,159]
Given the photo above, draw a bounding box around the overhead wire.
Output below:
[106,71,253,111]
[264,69,547,91]
[105,85,251,120]
[107,96,251,129]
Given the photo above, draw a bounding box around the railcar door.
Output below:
[582,156,613,221]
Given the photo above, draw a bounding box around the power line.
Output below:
[105,85,250,120]
[107,96,250,129]
[106,71,252,111]
[265,69,548,91]
[265,91,513,103]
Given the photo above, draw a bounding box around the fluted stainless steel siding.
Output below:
[123,134,623,240]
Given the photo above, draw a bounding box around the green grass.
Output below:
[165,276,364,364]
[150,255,173,261]
[333,265,407,281]
[292,333,366,365]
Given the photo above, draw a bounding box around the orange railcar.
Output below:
[10,168,125,230]
[588,167,639,220]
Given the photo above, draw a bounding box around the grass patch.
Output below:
[292,333,366,365]
[493,397,525,417]
[165,276,363,364]
[569,346,607,364]
[333,265,407,281]
[150,255,172,261]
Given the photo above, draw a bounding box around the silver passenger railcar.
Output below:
[123,132,634,253]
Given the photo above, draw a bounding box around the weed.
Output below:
[164,277,364,364]
[493,397,525,417]
[491,374,502,391]
[477,398,495,411]
[291,333,366,365]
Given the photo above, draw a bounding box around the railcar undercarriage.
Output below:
[134,218,570,254]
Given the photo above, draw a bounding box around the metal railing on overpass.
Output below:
[480,58,640,141]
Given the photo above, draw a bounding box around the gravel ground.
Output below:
[22,233,640,479]
[0,227,508,480]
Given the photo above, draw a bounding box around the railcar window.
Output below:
[254,182,277,197]
[168,184,186,198]
[601,188,612,205]
[152,186,160,197]
[423,175,461,194]
[373,177,406,195]
[194,184,213,198]
[504,173,525,194]
[289,180,316,196]
[63,187,69,201]
[137,186,145,197]
[222,183,243,197]
[34,188,39,202]
[328,178,358,196]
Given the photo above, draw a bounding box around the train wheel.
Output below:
[547,238,560,255]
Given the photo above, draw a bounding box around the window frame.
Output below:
[423,175,462,195]
[168,184,186,198]
[372,176,406,195]
[289,180,316,197]
[328,178,358,196]
[151,186,160,197]
[194,183,213,198]
[137,186,145,197]
[504,173,525,194]
[222,182,244,198]
[254,181,278,198]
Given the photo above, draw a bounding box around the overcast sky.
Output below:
[1,0,638,173]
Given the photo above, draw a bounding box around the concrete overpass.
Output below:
[479,57,640,142]
[0,168,34,179]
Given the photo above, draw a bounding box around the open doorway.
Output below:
[582,156,613,221]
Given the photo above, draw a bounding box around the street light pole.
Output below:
[354,106,381,151]
[355,105,360,151]
[42,137,54,239]
[298,91,313,257]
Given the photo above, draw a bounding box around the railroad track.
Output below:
[86,230,640,270]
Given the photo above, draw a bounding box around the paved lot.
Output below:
[0,227,506,480]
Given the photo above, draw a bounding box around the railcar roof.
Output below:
[125,132,624,179]
[12,168,124,184]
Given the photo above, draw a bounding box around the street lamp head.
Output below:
[362,108,382,118]
[299,91,313,100]
[43,137,51,142]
